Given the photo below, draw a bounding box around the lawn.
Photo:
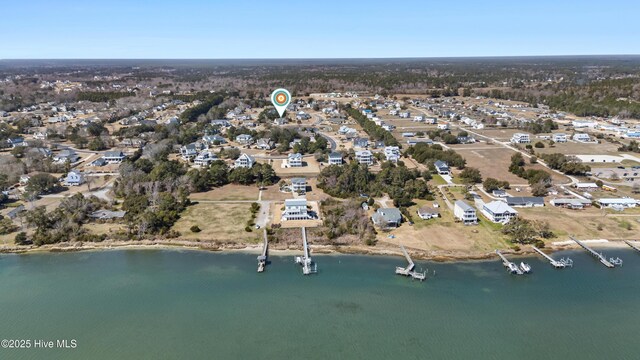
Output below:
[190,184,259,201]
[172,203,260,243]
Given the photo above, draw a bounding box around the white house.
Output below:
[552,133,567,143]
[511,133,531,144]
[481,201,518,223]
[417,206,440,220]
[234,153,255,168]
[384,146,401,163]
[291,177,307,194]
[202,134,226,146]
[572,120,598,128]
[287,153,303,167]
[235,134,253,145]
[193,151,217,167]
[282,198,311,221]
[64,170,85,186]
[454,200,477,225]
[103,150,126,164]
[437,123,450,130]
[328,152,343,165]
[434,160,450,175]
[597,198,638,209]
[355,150,374,166]
[573,133,591,142]
[180,144,198,161]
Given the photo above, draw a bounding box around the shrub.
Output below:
[190,225,201,233]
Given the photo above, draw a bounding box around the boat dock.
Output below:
[531,246,570,269]
[623,240,640,253]
[257,229,268,273]
[495,250,523,274]
[395,245,426,281]
[571,237,616,268]
[295,227,317,275]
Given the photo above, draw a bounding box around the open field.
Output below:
[84,222,126,236]
[190,184,259,201]
[532,140,620,156]
[172,203,259,243]
[472,128,525,142]
[273,158,322,176]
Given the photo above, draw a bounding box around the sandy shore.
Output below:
[0,238,637,262]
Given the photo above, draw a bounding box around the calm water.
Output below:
[0,248,639,360]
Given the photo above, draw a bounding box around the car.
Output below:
[618,166,625,169]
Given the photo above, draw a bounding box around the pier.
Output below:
[257,229,268,273]
[295,227,317,275]
[395,245,426,281]
[531,246,570,269]
[623,240,640,253]
[495,250,523,274]
[571,237,616,268]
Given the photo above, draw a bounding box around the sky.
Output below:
[1,0,639,59]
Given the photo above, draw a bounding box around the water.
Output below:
[0,248,639,360]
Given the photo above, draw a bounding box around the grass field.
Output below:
[172,203,260,243]
[190,184,259,201]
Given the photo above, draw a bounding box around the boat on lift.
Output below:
[519,262,532,274]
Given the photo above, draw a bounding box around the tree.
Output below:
[459,167,482,184]
[483,178,510,192]
[534,141,545,148]
[14,231,29,245]
[25,173,60,195]
[502,217,539,244]
[531,182,548,197]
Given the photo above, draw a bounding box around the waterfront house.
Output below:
[281,199,311,221]
[597,198,638,209]
[234,153,255,168]
[454,200,477,225]
[372,207,403,228]
[505,196,545,207]
[550,198,592,210]
[481,201,518,223]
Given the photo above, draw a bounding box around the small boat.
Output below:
[520,262,532,274]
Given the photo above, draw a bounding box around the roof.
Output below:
[375,208,402,223]
[483,201,517,214]
[455,200,475,212]
[89,210,126,219]
[506,197,545,206]
[291,177,306,184]
[328,152,342,158]
[104,150,124,157]
[418,206,439,215]
[598,198,638,205]
[434,160,449,168]
[284,199,307,207]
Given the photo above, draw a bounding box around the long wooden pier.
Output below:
[571,237,614,268]
[257,229,268,273]
[531,246,567,269]
[295,227,317,275]
[623,240,640,253]
[395,245,425,281]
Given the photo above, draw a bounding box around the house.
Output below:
[574,182,598,190]
[384,146,401,163]
[425,117,437,124]
[104,150,126,164]
[64,170,85,186]
[399,111,411,118]
[235,134,253,145]
[32,131,48,140]
[552,133,568,143]
[180,144,198,161]
[193,151,218,167]
[355,150,374,166]
[437,123,450,130]
[287,153,303,167]
[401,132,415,138]
[211,119,231,127]
[7,205,25,220]
[492,189,508,198]
[6,137,26,148]
[505,196,545,207]
[234,153,255,168]
[202,134,226,146]
[281,198,311,221]
[597,198,638,209]
[481,201,518,223]
[550,198,592,210]
[454,200,477,225]
[296,112,311,120]
[434,160,450,175]
[511,133,531,144]
[89,210,126,220]
[572,120,597,128]
[573,133,591,142]
[372,207,403,228]
[328,152,343,165]
[90,158,107,167]
[273,118,288,126]
[256,138,274,150]
[352,137,369,149]
[291,177,307,194]
[19,175,31,185]
[338,126,357,136]
[54,149,80,163]
[457,136,476,144]
[417,206,439,220]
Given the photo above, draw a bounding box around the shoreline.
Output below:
[0,238,636,262]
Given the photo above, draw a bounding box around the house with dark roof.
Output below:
[506,197,545,207]
[434,160,450,175]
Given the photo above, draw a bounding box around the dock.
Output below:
[395,245,426,281]
[531,246,570,269]
[495,250,523,274]
[623,240,640,253]
[295,227,317,275]
[257,229,268,273]
[571,237,616,268]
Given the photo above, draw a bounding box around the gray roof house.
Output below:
[372,208,402,228]
[434,160,450,175]
[506,197,545,207]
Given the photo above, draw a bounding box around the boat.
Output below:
[507,262,520,274]
[519,262,532,274]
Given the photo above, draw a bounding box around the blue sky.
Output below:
[1,0,638,58]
